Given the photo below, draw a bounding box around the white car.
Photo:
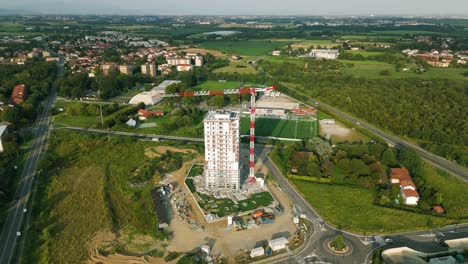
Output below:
[384,238,393,243]
[16,232,21,237]
[23,208,27,213]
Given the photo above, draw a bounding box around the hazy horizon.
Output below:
[1,0,468,16]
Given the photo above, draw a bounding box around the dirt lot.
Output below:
[90,146,297,263]
[319,121,367,142]
[167,152,297,262]
[144,146,199,158]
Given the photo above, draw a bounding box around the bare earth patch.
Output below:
[320,121,367,142]
[180,48,227,57]
[144,146,198,158]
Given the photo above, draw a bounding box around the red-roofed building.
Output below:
[433,206,445,214]
[11,84,27,105]
[137,109,164,120]
[390,167,420,205]
[291,108,317,116]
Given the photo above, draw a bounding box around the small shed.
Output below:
[250,247,265,258]
[201,245,210,255]
[268,237,289,251]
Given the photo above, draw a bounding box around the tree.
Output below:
[381,147,397,166]
[330,235,346,251]
[399,148,423,176]
[211,95,225,108]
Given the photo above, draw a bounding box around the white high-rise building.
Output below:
[204,111,241,190]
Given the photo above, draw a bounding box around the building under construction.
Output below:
[203,111,241,190]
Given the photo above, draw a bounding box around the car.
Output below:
[16,231,21,237]
[384,238,393,243]
[23,208,27,213]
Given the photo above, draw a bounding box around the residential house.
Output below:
[390,168,420,206]
[137,109,164,120]
[11,84,27,105]
[141,62,157,78]
[118,64,134,76]
[176,64,193,72]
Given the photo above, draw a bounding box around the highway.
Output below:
[0,60,63,264]
[280,85,468,183]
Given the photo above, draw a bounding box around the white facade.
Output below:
[204,111,240,190]
[250,247,265,258]
[0,125,7,152]
[195,56,204,66]
[141,62,156,78]
[309,49,339,60]
[268,237,289,251]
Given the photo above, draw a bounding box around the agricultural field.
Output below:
[194,80,242,91]
[198,40,290,56]
[241,117,317,139]
[22,131,203,263]
[213,60,259,74]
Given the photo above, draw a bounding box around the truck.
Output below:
[252,209,264,219]
[260,213,275,224]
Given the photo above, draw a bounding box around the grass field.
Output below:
[340,60,468,79]
[194,80,242,91]
[213,60,259,74]
[347,50,387,57]
[241,117,317,139]
[198,40,290,56]
[23,131,183,263]
[291,180,453,234]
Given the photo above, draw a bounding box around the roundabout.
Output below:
[321,235,354,256]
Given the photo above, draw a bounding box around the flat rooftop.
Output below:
[150,80,181,92]
[204,110,240,121]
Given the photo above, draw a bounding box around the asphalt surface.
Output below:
[254,145,374,264]
[281,86,468,183]
[54,125,204,143]
[48,123,467,263]
[0,60,62,264]
[253,145,468,264]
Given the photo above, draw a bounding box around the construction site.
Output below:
[144,84,311,262]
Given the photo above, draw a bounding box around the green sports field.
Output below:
[241,117,317,139]
[194,80,242,91]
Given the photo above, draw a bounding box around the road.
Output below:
[53,125,204,143]
[49,123,467,263]
[253,145,468,264]
[0,59,63,264]
[279,85,468,183]
[254,145,374,264]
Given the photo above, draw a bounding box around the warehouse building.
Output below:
[129,80,180,105]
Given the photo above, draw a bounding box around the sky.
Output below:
[1,0,468,16]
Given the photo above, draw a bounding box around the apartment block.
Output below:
[204,111,241,190]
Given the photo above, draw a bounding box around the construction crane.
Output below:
[162,85,277,183]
